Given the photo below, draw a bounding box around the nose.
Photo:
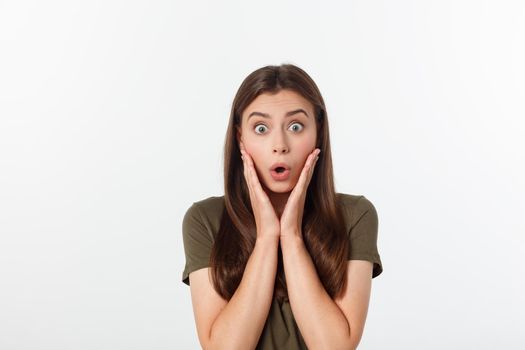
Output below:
[272,132,289,154]
[273,145,288,154]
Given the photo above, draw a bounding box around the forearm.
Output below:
[281,235,352,350]
[208,236,279,350]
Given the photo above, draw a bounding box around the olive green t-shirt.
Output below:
[181,193,383,349]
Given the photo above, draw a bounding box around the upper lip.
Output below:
[270,162,291,171]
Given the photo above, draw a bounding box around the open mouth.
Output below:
[270,165,291,181]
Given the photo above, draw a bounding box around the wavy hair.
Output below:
[209,63,349,304]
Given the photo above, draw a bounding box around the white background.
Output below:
[1,0,524,349]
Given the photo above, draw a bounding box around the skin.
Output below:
[236,89,319,225]
[229,89,367,349]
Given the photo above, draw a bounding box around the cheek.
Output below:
[244,143,265,168]
[296,140,316,160]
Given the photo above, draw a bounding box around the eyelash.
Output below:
[254,122,304,135]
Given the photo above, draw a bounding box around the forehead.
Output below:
[243,89,314,118]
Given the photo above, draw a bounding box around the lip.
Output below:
[269,162,291,181]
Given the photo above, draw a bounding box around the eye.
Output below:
[254,124,268,134]
[289,122,304,132]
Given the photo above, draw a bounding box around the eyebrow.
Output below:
[247,108,309,120]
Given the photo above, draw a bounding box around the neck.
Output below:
[264,187,290,219]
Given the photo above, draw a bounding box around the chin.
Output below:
[263,180,294,194]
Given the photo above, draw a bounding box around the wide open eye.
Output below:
[288,122,304,132]
[254,124,268,134]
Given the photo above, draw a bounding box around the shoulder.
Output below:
[188,195,225,216]
[336,192,377,227]
[183,195,225,238]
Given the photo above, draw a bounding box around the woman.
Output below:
[182,63,383,349]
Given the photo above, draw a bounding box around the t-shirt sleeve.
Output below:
[347,196,383,278]
[181,202,214,286]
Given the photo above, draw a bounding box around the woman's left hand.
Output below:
[280,148,321,240]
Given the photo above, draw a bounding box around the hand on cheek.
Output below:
[240,141,281,239]
[239,141,321,240]
[279,148,321,240]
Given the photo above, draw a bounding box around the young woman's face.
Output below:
[237,89,318,194]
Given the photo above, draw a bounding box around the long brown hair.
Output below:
[210,63,349,304]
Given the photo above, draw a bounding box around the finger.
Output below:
[244,151,270,202]
[299,151,318,188]
[307,151,320,182]
[303,156,319,195]
[241,151,256,202]
[242,150,264,208]
[306,148,320,178]
[291,151,319,201]
[305,150,321,189]
[241,152,250,191]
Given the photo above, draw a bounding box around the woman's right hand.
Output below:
[239,142,281,241]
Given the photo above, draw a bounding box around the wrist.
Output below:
[280,232,303,247]
[256,235,280,247]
